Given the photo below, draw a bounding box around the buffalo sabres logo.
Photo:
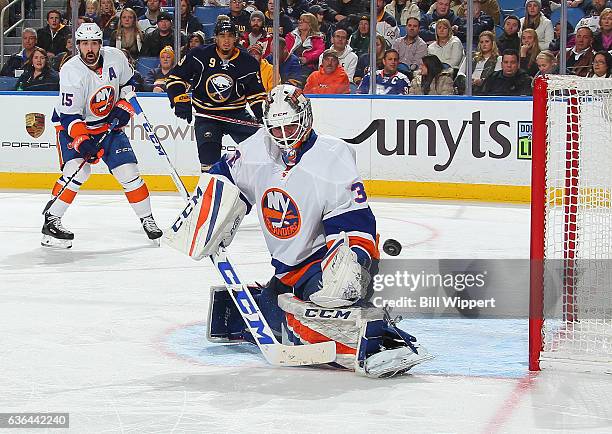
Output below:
[206,73,233,103]
[261,188,301,239]
[89,85,116,117]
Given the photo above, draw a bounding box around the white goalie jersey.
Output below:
[52,46,135,135]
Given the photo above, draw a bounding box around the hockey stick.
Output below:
[132,96,336,365]
[193,112,262,128]
[125,92,190,201]
[42,119,118,215]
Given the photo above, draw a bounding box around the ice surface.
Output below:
[1,192,611,433]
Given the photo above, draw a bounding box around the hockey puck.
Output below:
[383,239,402,256]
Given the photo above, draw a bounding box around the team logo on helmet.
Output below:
[89,85,116,117]
[261,188,301,239]
[25,112,45,138]
[206,74,234,103]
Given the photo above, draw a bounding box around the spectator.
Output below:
[349,15,371,57]
[110,8,144,59]
[375,0,401,45]
[561,25,595,76]
[392,17,428,72]
[37,10,71,57]
[304,49,350,94]
[457,0,500,24]
[427,18,465,70]
[319,28,358,81]
[138,0,161,34]
[285,13,325,79]
[264,0,294,36]
[84,0,100,23]
[99,0,119,40]
[179,0,203,35]
[229,0,252,34]
[1,28,37,77]
[385,0,421,26]
[463,0,494,48]
[310,5,334,47]
[576,0,609,32]
[116,0,146,18]
[354,33,386,85]
[409,53,454,94]
[548,21,575,52]
[593,8,612,50]
[420,0,466,42]
[533,50,558,80]
[481,49,532,95]
[66,0,86,20]
[141,11,185,57]
[51,36,74,71]
[456,30,501,94]
[121,48,145,91]
[520,0,554,50]
[182,31,205,56]
[587,50,612,76]
[284,0,309,23]
[582,0,611,20]
[328,0,365,31]
[520,28,541,76]
[15,48,60,91]
[265,37,302,86]
[497,15,521,53]
[358,49,411,94]
[144,45,175,92]
[247,43,274,92]
[240,10,272,57]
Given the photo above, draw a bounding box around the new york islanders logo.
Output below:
[261,188,300,239]
[90,85,116,117]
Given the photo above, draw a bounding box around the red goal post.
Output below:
[530,76,612,373]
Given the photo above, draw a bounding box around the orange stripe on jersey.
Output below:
[189,179,215,257]
[279,259,321,287]
[124,183,149,203]
[326,235,380,260]
[286,313,356,355]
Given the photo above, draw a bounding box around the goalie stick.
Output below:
[129,93,337,366]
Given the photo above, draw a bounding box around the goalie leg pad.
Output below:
[164,173,246,260]
[207,285,250,343]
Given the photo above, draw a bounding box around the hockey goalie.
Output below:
[165,85,432,377]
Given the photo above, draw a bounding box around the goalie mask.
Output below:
[263,85,313,166]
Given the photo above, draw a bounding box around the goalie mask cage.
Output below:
[530,76,612,373]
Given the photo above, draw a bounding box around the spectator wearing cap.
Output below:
[110,8,144,59]
[37,10,71,57]
[141,11,186,57]
[240,10,273,57]
[392,17,428,71]
[229,0,251,34]
[138,0,161,34]
[420,0,466,43]
[180,0,203,35]
[1,27,37,77]
[181,31,205,56]
[319,28,358,81]
[144,45,175,92]
[497,15,521,53]
[264,0,294,36]
[310,4,334,46]
[349,15,371,57]
[385,0,421,26]
[519,0,553,51]
[559,26,595,76]
[247,43,274,91]
[304,49,350,94]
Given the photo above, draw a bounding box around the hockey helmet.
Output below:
[263,84,313,152]
[215,20,238,37]
[75,22,103,42]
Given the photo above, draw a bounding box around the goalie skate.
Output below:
[41,212,73,249]
[357,344,434,378]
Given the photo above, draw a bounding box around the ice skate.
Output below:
[140,214,162,244]
[41,212,74,249]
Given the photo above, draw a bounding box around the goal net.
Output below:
[530,76,612,373]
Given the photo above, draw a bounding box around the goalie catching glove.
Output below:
[163,172,246,259]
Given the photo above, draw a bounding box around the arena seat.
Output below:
[194,6,230,25]
[550,8,585,27]
[500,0,526,18]
[0,76,18,91]
[135,56,159,77]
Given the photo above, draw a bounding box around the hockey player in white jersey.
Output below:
[165,84,432,377]
[41,23,162,248]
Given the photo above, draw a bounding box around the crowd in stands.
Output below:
[2,0,612,94]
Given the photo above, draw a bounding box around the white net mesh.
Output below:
[541,76,612,370]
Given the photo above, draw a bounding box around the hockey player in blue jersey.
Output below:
[357,49,411,95]
[164,84,432,377]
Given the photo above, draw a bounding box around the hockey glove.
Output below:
[73,134,104,164]
[107,99,135,129]
[173,93,192,124]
